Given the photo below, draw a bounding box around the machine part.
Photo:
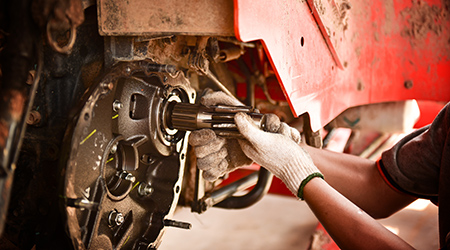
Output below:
[166,102,263,138]
[193,171,259,213]
[329,100,420,133]
[219,47,245,63]
[0,0,44,236]
[215,168,273,209]
[46,19,77,54]
[108,209,125,227]
[66,198,99,210]
[112,100,123,112]
[235,0,450,131]
[163,219,192,230]
[26,110,42,125]
[97,0,234,36]
[189,37,210,75]
[137,182,154,197]
[205,68,238,99]
[61,61,195,249]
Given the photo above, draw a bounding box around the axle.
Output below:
[165,102,265,137]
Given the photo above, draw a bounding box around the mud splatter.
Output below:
[401,0,448,40]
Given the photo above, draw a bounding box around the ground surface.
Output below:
[160,194,438,250]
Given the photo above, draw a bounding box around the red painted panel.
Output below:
[234,0,450,131]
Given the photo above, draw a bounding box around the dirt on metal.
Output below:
[401,0,448,40]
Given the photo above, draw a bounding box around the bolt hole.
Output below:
[404,80,413,89]
[181,154,185,160]
[300,37,305,47]
[176,186,180,193]
[84,113,89,121]
[191,93,195,99]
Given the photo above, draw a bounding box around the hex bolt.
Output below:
[137,183,154,196]
[140,154,155,165]
[165,134,173,141]
[110,143,118,154]
[108,209,124,226]
[26,110,41,125]
[119,171,136,183]
[113,100,123,112]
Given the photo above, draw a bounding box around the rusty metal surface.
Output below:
[32,0,84,30]
[98,0,235,36]
[235,0,450,131]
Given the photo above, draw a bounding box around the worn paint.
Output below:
[235,0,450,131]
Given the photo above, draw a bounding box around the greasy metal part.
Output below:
[0,0,44,237]
[219,47,244,63]
[104,35,188,70]
[215,168,273,209]
[167,102,263,138]
[2,11,105,248]
[182,70,273,211]
[163,219,192,230]
[97,0,234,36]
[61,61,195,249]
[205,69,238,100]
[216,37,256,48]
[189,37,210,75]
[108,209,124,227]
[209,62,274,209]
[31,0,84,31]
[194,171,258,213]
[137,182,154,197]
[301,114,323,149]
[66,198,99,210]
[46,19,77,54]
[26,110,42,125]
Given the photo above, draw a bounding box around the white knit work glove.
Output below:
[188,90,301,182]
[235,112,323,199]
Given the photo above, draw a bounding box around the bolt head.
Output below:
[110,144,118,154]
[113,100,123,112]
[138,183,153,196]
[116,213,124,225]
[125,173,136,183]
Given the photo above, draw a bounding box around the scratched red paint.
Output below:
[234,0,450,131]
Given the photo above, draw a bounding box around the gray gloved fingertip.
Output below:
[188,129,216,146]
[262,113,281,133]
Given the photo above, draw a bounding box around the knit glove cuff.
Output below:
[270,147,323,199]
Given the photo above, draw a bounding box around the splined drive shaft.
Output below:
[166,102,264,137]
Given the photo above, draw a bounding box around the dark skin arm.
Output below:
[302,145,417,219]
[303,178,415,250]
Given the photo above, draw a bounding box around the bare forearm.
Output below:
[302,145,416,218]
[304,178,415,250]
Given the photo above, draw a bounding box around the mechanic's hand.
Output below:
[189,129,253,181]
[235,112,322,198]
[189,90,301,182]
